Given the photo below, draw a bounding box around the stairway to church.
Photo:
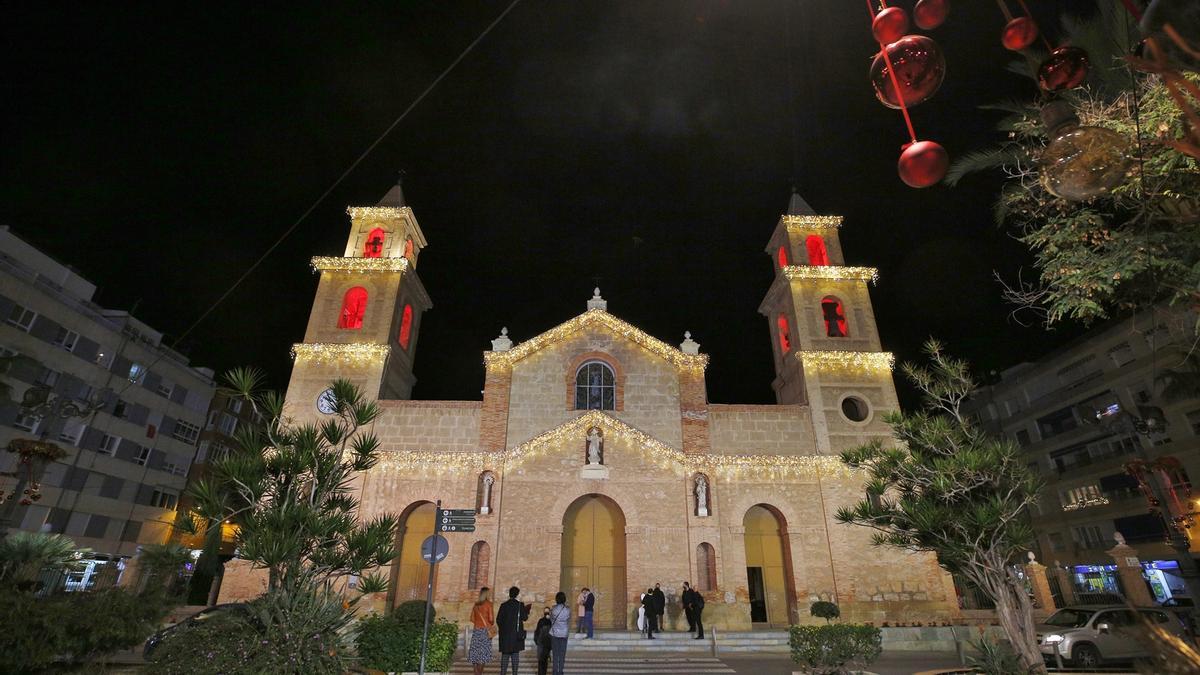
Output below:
[455,629,791,656]
[448,655,735,674]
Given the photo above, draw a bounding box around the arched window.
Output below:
[476,471,496,515]
[363,228,386,258]
[403,237,415,262]
[574,361,615,410]
[696,542,717,592]
[468,541,490,589]
[337,287,368,330]
[776,315,791,354]
[398,304,414,349]
[806,235,829,266]
[821,297,848,337]
[776,245,789,269]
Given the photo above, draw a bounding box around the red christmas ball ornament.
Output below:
[913,0,949,30]
[872,7,909,44]
[1001,17,1039,51]
[898,141,949,188]
[1037,46,1090,91]
[870,35,946,109]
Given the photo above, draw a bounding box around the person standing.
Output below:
[496,586,531,675]
[692,586,706,640]
[636,590,647,636]
[681,582,696,633]
[652,583,666,632]
[533,607,552,675]
[469,587,496,675]
[642,588,657,639]
[575,588,588,635]
[581,587,595,638]
[549,592,572,675]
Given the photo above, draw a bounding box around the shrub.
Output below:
[810,601,840,623]
[0,531,88,590]
[357,615,458,673]
[147,580,355,675]
[967,633,1022,675]
[789,624,883,675]
[395,598,436,626]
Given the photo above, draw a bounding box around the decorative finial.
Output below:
[491,326,513,352]
[680,331,700,355]
[1112,531,1126,546]
[1027,551,1036,564]
[587,288,607,311]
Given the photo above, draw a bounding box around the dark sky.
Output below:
[3,1,1097,407]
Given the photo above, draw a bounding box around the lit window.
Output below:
[574,361,615,410]
[363,228,386,258]
[776,315,791,353]
[128,363,145,383]
[337,287,368,330]
[6,305,37,331]
[776,245,788,269]
[398,304,414,349]
[820,297,848,337]
[806,235,829,266]
[403,238,415,261]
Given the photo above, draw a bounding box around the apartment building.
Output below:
[968,309,1200,604]
[0,226,214,580]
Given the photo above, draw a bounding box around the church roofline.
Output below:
[483,308,708,372]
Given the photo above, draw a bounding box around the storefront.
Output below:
[1071,559,1191,604]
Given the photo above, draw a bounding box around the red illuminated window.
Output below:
[777,314,791,353]
[821,297,847,337]
[363,228,386,258]
[403,238,415,261]
[338,287,368,329]
[777,245,789,269]
[806,235,829,266]
[398,304,414,349]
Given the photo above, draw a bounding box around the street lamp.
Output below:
[0,382,107,537]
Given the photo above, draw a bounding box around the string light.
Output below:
[291,343,390,364]
[367,410,856,480]
[798,350,896,373]
[483,309,709,373]
[782,266,879,284]
[311,256,409,273]
[783,214,843,230]
[347,206,412,221]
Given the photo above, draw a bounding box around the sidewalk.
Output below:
[723,652,965,675]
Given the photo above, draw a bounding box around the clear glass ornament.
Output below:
[1039,102,1133,200]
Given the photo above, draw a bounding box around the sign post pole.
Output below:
[418,499,441,675]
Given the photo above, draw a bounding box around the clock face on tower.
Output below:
[316,388,337,415]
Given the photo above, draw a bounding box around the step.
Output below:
[451,655,736,673]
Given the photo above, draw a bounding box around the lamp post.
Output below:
[0,382,106,538]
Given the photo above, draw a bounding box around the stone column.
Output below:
[1023,553,1057,614]
[1105,534,1154,607]
[1052,561,1076,606]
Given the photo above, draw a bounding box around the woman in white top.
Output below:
[549,591,571,675]
[637,592,647,634]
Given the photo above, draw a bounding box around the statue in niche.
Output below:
[586,427,603,465]
[695,475,709,517]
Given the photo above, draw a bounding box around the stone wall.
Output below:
[708,404,816,455]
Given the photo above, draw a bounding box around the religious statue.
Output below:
[480,473,495,514]
[586,428,603,465]
[695,475,709,516]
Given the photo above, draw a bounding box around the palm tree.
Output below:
[0,531,89,591]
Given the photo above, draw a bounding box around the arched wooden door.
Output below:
[561,494,627,629]
[391,502,435,606]
[743,504,794,626]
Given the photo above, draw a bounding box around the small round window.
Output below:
[841,396,869,422]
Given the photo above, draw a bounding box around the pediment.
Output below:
[505,410,683,469]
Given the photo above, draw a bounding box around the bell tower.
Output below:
[758,191,898,454]
[286,180,432,417]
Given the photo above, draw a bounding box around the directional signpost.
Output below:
[418,502,478,675]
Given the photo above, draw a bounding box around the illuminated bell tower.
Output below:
[287,180,432,415]
[759,191,898,454]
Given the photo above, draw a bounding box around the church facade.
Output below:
[281,185,958,628]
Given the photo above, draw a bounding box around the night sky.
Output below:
[3,1,1099,407]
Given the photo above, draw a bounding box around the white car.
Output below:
[1036,605,1189,669]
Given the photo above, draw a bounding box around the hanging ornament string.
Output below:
[1012,0,1054,52]
[868,0,917,144]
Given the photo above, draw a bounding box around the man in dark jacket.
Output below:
[651,583,666,632]
[641,588,657,638]
[533,606,552,675]
[681,582,696,632]
[581,588,595,638]
[496,586,531,675]
[691,587,706,639]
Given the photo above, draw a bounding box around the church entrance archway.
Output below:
[561,494,627,629]
[390,501,436,607]
[743,504,796,626]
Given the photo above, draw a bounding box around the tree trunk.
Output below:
[974,566,1046,674]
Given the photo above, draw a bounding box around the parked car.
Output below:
[142,603,249,659]
[1036,605,1189,668]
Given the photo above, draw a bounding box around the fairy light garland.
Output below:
[798,350,896,373]
[783,214,843,229]
[367,410,856,479]
[347,206,412,221]
[782,266,879,284]
[291,343,390,364]
[483,309,709,372]
[311,256,410,273]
